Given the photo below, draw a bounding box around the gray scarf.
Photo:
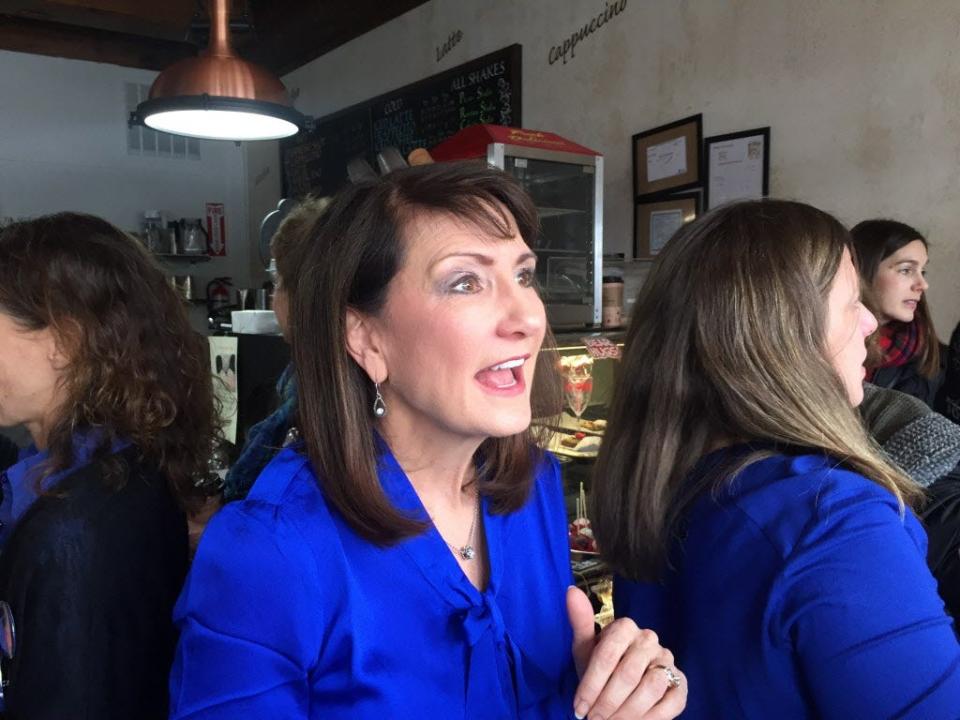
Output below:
[860,383,960,486]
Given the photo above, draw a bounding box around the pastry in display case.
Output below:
[535,330,624,624]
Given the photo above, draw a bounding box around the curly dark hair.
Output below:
[0,212,220,511]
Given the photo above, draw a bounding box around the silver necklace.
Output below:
[440,490,481,561]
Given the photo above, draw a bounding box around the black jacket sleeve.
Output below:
[922,474,960,631]
[0,436,18,474]
[0,452,188,720]
[872,360,944,409]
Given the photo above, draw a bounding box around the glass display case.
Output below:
[534,329,624,624]
[431,125,604,329]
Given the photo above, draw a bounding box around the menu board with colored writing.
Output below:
[280,44,521,198]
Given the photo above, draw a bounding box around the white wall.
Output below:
[271,0,960,335]
[0,50,254,331]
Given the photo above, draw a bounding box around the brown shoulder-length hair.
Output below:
[0,213,219,512]
[592,200,919,581]
[850,219,940,377]
[290,161,561,545]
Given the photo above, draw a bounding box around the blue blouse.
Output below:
[615,450,960,719]
[170,444,579,719]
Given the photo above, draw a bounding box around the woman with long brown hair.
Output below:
[593,200,960,717]
[171,162,687,719]
[851,219,942,406]
[0,212,219,719]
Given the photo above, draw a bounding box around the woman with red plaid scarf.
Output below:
[851,219,943,407]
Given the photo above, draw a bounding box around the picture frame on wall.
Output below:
[632,114,703,199]
[704,127,770,210]
[634,190,701,259]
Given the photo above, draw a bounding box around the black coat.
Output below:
[937,326,960,422]
[923,474,960,634]
[872,359,944,409]
[0,446,188,719]
[0,436,18,475]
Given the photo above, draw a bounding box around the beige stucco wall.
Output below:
[267,0,960,334]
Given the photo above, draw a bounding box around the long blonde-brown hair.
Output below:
[592,200,919,581]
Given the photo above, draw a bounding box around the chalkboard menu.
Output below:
[280,44,522,198]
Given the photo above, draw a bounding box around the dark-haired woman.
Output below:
[594,200,960,718]
[851,219,942,407]
[0,213,220,719]
[171,162,686,720]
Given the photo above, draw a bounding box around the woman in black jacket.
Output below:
[0,213,220,719]
[851,219,943,406]
[859,383,960,627]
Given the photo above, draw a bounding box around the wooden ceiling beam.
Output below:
[0,0,432,76]
[0,0,196,40]
[247,0,430,76]
[0,14,195,70]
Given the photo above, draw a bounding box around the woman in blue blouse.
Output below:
[593,200,960,718]
[171,162,687,719]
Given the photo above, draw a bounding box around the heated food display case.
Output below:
[431,125,603,329]
[531,330,623,624]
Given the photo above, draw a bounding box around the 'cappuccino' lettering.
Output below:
[548,0,627,66]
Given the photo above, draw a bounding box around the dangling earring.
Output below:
[373,381,387,418]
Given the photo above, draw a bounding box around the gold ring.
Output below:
[653,664,682,689]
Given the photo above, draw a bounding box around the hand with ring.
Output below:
[567,587,687,719]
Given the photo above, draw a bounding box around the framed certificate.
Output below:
[704,127,770,209]
[632,114,702,199]
[634,191,700,259]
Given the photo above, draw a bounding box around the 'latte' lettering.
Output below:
[436,29,464,63]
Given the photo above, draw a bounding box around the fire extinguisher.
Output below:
[206,277,233,316]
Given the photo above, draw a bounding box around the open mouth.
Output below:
[475,356,527,391]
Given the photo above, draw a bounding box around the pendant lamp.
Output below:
[130,0,306,141]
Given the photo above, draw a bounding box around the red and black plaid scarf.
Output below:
[868,320,922,379]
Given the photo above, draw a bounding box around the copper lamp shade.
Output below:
[131,0,306,141]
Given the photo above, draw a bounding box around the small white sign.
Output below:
[646,136,688,183]
[209,336,238,444]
